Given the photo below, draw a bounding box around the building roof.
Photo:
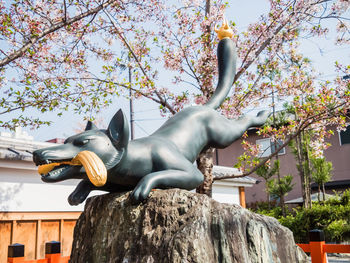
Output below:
[213,165,256,187]
[311,180,350,190]
[285,193,336,204]
[0,127,55,161]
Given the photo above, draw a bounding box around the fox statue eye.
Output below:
[74,139,89,146]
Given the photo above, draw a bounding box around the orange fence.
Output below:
[7,242,69,263]
[297,229,350,263]
[0,211,80,262]
[8,229,349,263]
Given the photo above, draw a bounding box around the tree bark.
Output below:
[295,132,312,209]
[265,180,270,209]
[303,134,312,207]
[274,154,286,216]
[322,183,326,202]
[195,0,215,197]
[196,148,215,197]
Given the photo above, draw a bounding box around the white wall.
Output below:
[0,159,248,211]
[212,185,240,205]
[0,160,104,212]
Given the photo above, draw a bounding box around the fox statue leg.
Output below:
[209,110,269,148]
[68,180,133,205]
[130,153,204,204]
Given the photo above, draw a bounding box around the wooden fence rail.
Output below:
[0,211,80,262]
[8,241,69,263]
[297,229,350,263]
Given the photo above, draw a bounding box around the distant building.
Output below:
[216,126,350,205]
[212,165,256,207]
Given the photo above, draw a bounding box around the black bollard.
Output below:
[309,229,325,242]
[45,241,61,254]
[8,243,24,258]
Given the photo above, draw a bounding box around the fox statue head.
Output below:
[33,109,129,186]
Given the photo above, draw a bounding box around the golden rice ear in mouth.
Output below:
[71,151,107,187]
[38,161,78,175]
[37,151,107,187]
[38,163,64,175]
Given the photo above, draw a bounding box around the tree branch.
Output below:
[0,0,115,68]
[104,10,176,114]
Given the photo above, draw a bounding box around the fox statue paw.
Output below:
[68,192,88,206]
[130,184,152,205]
[68,180,92,205]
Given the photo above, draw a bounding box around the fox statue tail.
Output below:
[205,38,237,110]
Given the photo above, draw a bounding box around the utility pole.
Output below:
[128,56,135,140]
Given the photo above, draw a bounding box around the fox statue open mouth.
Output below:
[33,27,269,205]
[38,150,107,187]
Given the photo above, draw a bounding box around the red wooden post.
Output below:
[298,229,350,262]
[8,243,25,263]
[45,241,61,263]
[309,229,327,263]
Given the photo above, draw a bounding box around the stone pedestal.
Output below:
[70,189,307,263]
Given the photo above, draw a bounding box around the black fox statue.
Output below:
[33,37,269,205]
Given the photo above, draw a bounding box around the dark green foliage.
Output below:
[251,190,350,243]
[255,160,280,204]
[267,174,294,201]
[256,160,280,182]
[311,157,333,201]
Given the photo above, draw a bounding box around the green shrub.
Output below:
[250,190,350,243]
[325,219,350,241]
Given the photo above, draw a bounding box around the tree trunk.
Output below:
[196,148,215,197]
[265,180,270,209]
[303,135,312,208]
[195,0,214,198]
[305,176,312,208]
[274,154,286,216]
[280,195,285,216]
[322,183,326,202]
[296,134,307,208]
[318,184,321,202]
[295,132,312,209]
[301,172,311,208]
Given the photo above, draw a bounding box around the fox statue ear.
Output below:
[85,121,98,131]
[107,109,130,149]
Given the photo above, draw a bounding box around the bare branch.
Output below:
[104,10,176,114]
[63,0,68,23]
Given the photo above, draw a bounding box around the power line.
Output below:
[133,108,160,114]
[134,118,164,122]
[135,121,150,136]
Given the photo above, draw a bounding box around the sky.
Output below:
[1,0,349,141]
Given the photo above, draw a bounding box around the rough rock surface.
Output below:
[70,189,307,263]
